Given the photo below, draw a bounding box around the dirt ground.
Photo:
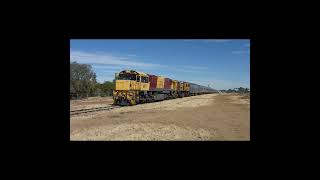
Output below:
[70,97,114,111]
[70,93,250,141]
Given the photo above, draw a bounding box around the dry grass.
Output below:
[71,123,214,141]
[70,93,250,141]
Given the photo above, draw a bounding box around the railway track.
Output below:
[70,105,121,116]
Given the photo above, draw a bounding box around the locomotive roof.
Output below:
[119,70,216,91]
[119,70,148,76]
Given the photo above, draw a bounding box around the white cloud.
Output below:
[71,51,214,75]
[91,65,124,70]
[162,66,210,75]
[178,69,202,73]
[70,51,164,68]
[127,54,137,57]
[181,65,208,70]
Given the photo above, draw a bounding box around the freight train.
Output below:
[113,70,217,106]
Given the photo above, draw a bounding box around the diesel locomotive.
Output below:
[113,70,216,106]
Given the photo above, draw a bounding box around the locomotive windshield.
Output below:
[118,73,136,80]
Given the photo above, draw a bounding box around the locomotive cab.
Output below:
[115,73,136,90]
[115,70,149,91]
[113,70,150,105]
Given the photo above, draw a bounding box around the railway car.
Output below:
[113,70,216,106]
[189,83,217,95]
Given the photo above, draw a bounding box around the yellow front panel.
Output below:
[115,80,131,90]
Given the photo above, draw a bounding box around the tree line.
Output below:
[220,87,250,94]
[70,61,115,99]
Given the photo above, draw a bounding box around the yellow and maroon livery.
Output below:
[113,70,195,105]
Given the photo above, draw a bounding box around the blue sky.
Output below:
[70,39,250,90]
